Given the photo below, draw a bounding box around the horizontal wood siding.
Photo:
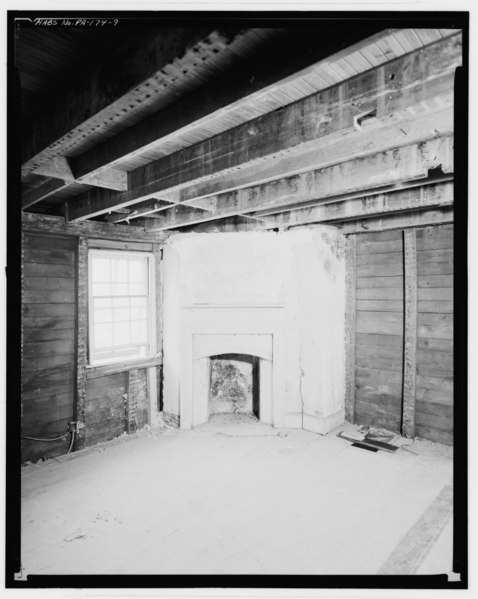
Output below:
[350,224,454,445]
[354,230,404,432]
[85,372,127,447]
[415,225,454,444]
[22,233,77,462]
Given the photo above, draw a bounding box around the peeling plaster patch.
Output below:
[316,225,346,261]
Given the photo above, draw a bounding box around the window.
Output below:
[88,250,155,364]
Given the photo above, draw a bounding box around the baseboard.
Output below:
[303,409,345,435]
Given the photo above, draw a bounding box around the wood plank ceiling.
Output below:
[17,20,462,234]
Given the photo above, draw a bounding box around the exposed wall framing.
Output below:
[402,229,418,438]
[20,217,166,461]
[75,236,88,450]
[344,235,356,423]
[346,222,454,445]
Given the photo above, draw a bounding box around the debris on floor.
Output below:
[63,529,87,542]
[361,438,399,453]
[338,426,400,453]
[135,416,177,438]
[337,430,366,442]
[351,442,378,452]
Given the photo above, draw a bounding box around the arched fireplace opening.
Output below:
[209,353,260,419]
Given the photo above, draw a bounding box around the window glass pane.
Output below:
[131,304,147,320]
[93,282,111,297]
[130,296,147,306]
[94,298,112,310]
[92,258,111,282]
[89,252,152,363]
[129,282,147,296]
[95,323,113,348]
[113,297,129,308]
[114,324,130,346]
[112,259,129,282]
[94,308,112,324]
[131,320,148,344]
[112,282,129,296]
[129,259,147,282]
[113,307,130,322]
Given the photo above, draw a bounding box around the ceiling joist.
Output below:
[340,206,454,234]
[67,28,455,182]
[64,32,461,222]
[22,178,71,210]
[31,155,128,193]
[160,104,454,207]
[142,137,453,231]
[21,27,269,178]
[260,181,453,229]
[21,211,169,243]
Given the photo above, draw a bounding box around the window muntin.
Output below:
[88,250,154,364]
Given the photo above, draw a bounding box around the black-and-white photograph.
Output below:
[5,6,469,591]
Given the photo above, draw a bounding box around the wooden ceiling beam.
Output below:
[66,33,461,222]
[259,182,453,229]
[21,211,169,243]
[66,104,454,221]
[69,26,388,181]
[340,206,454,234]
[161,104,454,207]
[170,215,269,234]
[21,27,249,178]
[142,137,453,230]
[22,178,72,210]
[130,34,461,190]
[28,155,128,201]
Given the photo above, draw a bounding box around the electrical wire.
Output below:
[22,430,76,459]
[66,431,75,454]
[21,431,71,442]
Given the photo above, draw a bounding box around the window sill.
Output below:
[86,355,161,380]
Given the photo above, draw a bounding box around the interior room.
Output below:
[11,15,464,581]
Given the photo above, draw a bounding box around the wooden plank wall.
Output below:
[354,230,404,432]
[348,224,454,444]
[21,233,77,461]
[84,369,150,447]
[415,225,454,443]
[21,223,162,462]
[85,372,128,447]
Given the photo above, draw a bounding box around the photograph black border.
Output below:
[5,9,469,590]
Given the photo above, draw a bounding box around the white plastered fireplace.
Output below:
[179,307,284,428]
[161,228,346,434]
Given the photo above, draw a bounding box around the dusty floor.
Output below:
[21,415,453,576]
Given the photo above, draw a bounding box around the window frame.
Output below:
[87,249,157,366]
